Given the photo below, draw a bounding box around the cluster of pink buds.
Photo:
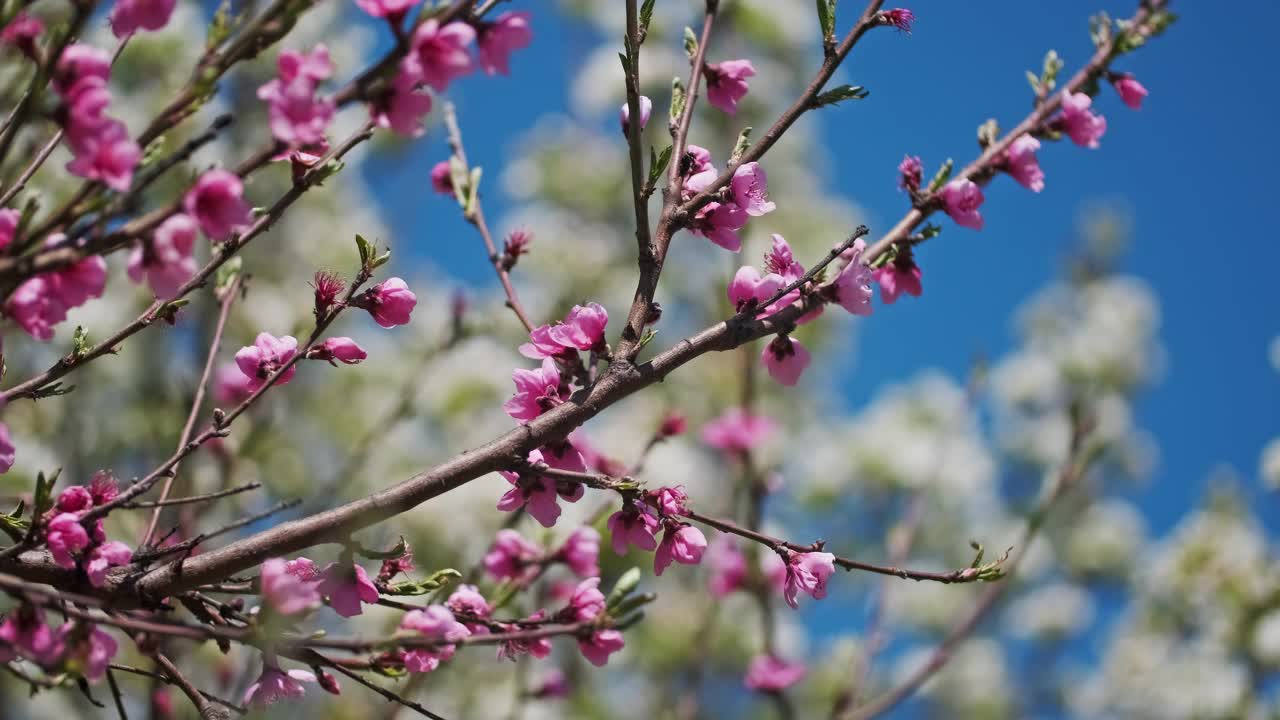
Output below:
[54,44,140,190]
[4,231,106,341]
[0,608,120,683]
[680,145,775,251]
[42,473,130,587]
[0,12,43,60]
[257,46,335,148]
[108,0,177,37]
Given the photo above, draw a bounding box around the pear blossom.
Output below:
[127,213,198,300]
[730,162,776,216]
[702,407,776,454]
[782,551,836,609]
[607,506,660,555]
[1112,73,1148,110]
[704,59,755,115]
[578,629,625,667]
[245,665,316,706]
[939,177,985,230]
[85,541,133,588]
[235,332,299,389]
[745,654,806,691]
[654,522,707,576]
[477,11,531,76]
[761,335,811,386]
[259,557,321,615]
[504,358,563,421]
[109,0,176,38]
[620,95,652,136]
[318,563,379,617]
[1059,91,1107,148]
[403,20,475,91]
[46,513,90,569]
[184,169,252,241]
[1004,134,1045,192]
[361,277,417,328]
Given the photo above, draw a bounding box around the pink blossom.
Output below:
[319,563,379,617]
[401,605,470,643]
[764,234,804,280]
[530,669,569,699]
[548,302,608,351]
[0,207,18,249]
[556,526,600,578]
[690,200,747,251]
[1004,134,1044,192]
[566,577,606,622]
[362,277,417,328]
[497,445,585,527]
[880,8,916,33]
[403,20,475,92]
[0,424,13,474]
[311,270,345,316]
[371,70,433,137]
[62,79,112,152]
[46,513,90,569]
[620,95,652,136]
[650,486,689,516]
[244,665,316,707]
[577,629,625,667]
[378,546,415,582]
[606,506,659,555]
[1059,91,1107,148]
[446,584,491,619]
[90,472,118,506]
[654,522,707,576]
[234,332,299,390]
[898,154,923,192]
[257,46,335,146]
[214,363,254,405]
[497,610,553,661]
[0,607,56,663]
[402,649,446,673]
[504,357,563,422]
[85,541,132,588]
[1,12,43,59]
[127,213,198,300]
[52,252,108,309]
[311,337,368,365]
[702,408,776,454]
[53,623,117,681]
[66,121,140,191]
[317,670,341,695]
[54,44,110,95]
[744,654,806,691]
[478,11,531,76]
[730,162,776,216]
[832,238,874,315]
[704,59,755,115]
[184,169,252,241]
[874,258,923,304]
[782,551,836,609]
[728,266,786,313]
[109,0,176,38]
[483,528,542,582]
[1112,73,1148,110]
[354,0,419,19]
[939,177,985,230]
[57,486,93,513]
[706,535,747,598]
[7,276,66,340]
[518,323,564,359]
[761,335,811,386]
[658,411,687,438]
[430,160,453,194]
[259,557,321,615]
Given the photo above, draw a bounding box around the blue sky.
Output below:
[363,0,1278,541]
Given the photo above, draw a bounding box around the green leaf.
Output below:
[1025,70,1041,95]
[816,0,836,42]
[71,326,88,360]
[811,84,869,108]
[647,145,672,190]
[354,536,408,560]
[32,469,60,522]
[682,26,698,61]
[611,591,656,616]
[614,610,646,631]
[977,118,1000,148]
[729,126,752,164]
[465,167,482,217]
[1040,50,1063,91]
[448,156,469,208]
[1089,11,1113,50]
[355,234,373,267]
[669,77,686,124]
[214,256,242,295]
[606,567,642,610]
[926,158,953,193]
[385,568,461,596]
[638,0,656,40]
[206,0,234,51]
